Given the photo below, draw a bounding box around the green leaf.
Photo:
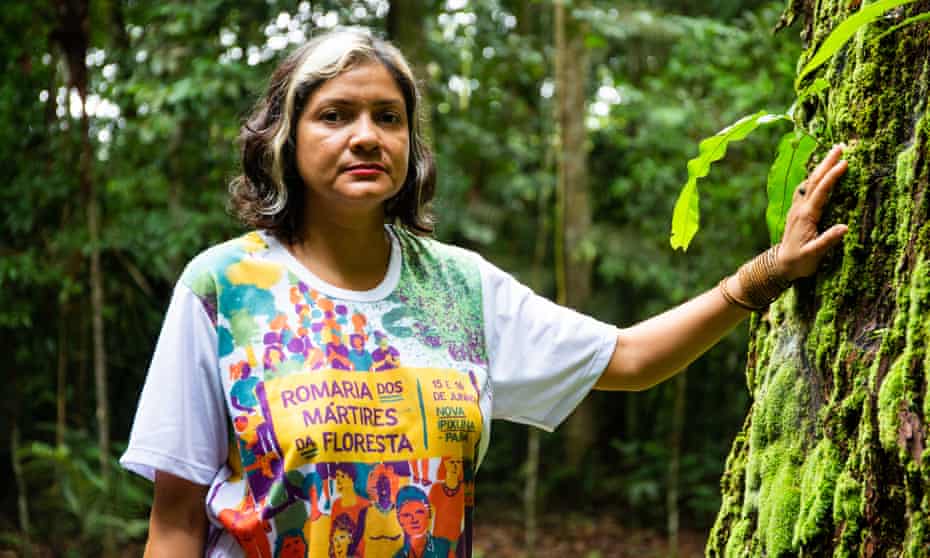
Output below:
[766,130,818,244]
[670,111,787,250]
[795,0,917,88]
[873,10,930,42]
[670,180,700,251]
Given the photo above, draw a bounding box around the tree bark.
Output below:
[708,2,930,556]
[54,1,114,554]
[554,0,596,468]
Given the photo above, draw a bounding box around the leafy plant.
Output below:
[11,428,151,553]
[670,0,921,250]
[670,111,787,250]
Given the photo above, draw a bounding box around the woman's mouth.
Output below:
[344,164,385,176]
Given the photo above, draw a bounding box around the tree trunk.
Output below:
[387,0,433,142]
[54,0,114,553]
[86,94,111,485]
[57,304,68,448]
[554,0,596,468]
[708,2,930,556]
[523,144,556,554]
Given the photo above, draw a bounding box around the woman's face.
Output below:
[295,61,410,223]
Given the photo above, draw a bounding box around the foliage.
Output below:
[670,0,925,250]
[16,429,150,555]
[670,111,787,250]
[0,0,803,549]
[795,0,917,87]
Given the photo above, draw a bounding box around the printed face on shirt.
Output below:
[398,500,431,537]
[277,533,307,558]
[331,528,352,558]
[295,61,410,222]
[335,470,354,496]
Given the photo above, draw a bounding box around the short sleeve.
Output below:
[480,257,618,432]
[119,282,228,486]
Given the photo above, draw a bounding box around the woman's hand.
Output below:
[777,144,850,281]
[599,144,850,391]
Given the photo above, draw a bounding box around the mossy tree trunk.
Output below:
[708,2,930,557]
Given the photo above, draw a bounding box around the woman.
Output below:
[121,27,848,557]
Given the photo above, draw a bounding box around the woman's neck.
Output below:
[290,212,391,292]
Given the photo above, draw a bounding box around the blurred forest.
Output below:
[1,0,806,556]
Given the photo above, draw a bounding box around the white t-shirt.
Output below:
[120,227,617,557]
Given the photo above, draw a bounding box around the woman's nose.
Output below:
[349,113,380,152]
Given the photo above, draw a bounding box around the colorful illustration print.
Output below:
[182,230,487,557]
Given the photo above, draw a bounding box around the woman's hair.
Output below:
[229,27,436,243]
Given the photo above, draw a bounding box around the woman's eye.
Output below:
[320,110,343,122]
[379,111,402,124]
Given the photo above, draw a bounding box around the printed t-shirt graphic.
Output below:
[182,230,485,557]
[119,225,619,558]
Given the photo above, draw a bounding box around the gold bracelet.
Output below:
[734,245,792,309]
[718,276,762,311]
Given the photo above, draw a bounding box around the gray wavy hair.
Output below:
[229,27,436,242]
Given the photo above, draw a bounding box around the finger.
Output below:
[807,144,845,187]
[803,223,849,256]
[808,159,848,218]
[793,182,807,202]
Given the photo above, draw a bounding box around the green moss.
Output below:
[904,510,928,558]
[794,439,841,546]
[724,518,753,558]
[878,356,907,453]
[893,141,917,248]
[832,469,864,558]
[713,7,930,555]
[832,469,863,525]
[708,427,753,557]
[758,451,802,557]
[744,358,807,514]
[758,360,807,444]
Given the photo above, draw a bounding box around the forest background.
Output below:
[1,0,807,556]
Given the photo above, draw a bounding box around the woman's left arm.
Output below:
[597,144,850,391]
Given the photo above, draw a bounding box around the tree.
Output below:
[554,0,597,470]
[708,1,930,556]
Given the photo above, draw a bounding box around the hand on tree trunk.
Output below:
[777,143,850,281]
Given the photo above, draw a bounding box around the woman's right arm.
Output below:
[144,471,210,558]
